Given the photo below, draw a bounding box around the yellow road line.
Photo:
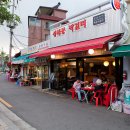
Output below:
[0,98,13,108]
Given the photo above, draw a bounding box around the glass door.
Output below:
[43,65,49,80]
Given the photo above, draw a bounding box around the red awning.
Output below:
[30,34,118,58]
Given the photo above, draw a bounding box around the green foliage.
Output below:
[0,49,9,63]
[0,0,20,26]
[0,49,9,71]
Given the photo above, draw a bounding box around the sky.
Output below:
[0,0,106,56]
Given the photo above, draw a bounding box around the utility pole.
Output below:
[9,0,16,62]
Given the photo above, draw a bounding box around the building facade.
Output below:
[30,0,127,90]
[28,6,67,46]
[13,0,130,91]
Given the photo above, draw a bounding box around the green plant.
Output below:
[0,0,20,25]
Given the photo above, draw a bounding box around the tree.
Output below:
[0,49,9,71]
[0,0,20,25]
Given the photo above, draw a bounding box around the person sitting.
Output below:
[16,74,22,85]
[14,72,19,81]
[73,79,85,102]
[94,79,104,92]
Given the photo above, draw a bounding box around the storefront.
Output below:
[112,45,130,87]
[35,57,49,80]
[30,0,127,91]
[12,54,36,78]
[49,48,118,90]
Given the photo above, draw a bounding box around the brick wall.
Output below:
[52,10,66,19]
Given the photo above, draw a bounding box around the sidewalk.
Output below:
[31,86,70,98]
[0,103,37,130]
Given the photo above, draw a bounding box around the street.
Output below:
[0,75,130,130]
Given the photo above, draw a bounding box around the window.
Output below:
[84,57,115,82]
[45,21,55,29]
[45,34,50,40]
[45,22,49,29]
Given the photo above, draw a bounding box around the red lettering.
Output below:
[69,24,75,32]
[61,27,66,34]
[53,27,66,37]
[80,20,86,28]
[75,22,80,30]
[53,30,57,37]
[56,29,61,36]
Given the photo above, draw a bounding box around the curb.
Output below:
[0,103,37,130]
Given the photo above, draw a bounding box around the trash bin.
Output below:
[42,80,49,89]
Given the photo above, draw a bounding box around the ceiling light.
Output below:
[51,54,55,59]
[88,49,94,55]
[103,61,109,67]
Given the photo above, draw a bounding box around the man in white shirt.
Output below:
[73,79,85,102]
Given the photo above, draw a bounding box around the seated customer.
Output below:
[73,79,85,102]
[94,79,104,92]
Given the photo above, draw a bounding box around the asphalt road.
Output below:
[0,74,130,130]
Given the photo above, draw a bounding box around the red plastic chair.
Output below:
[68,87,76,99]
[103,84,118,107]
[90,90,103,107]
[103,84,109,94]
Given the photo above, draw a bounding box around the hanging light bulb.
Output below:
[51,54,55,59]
[88,49,94,55]
[89,63,94,67]
[112,61,115,66]
[103,61,109,67]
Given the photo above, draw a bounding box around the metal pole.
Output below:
[9,29,13,62]
[1,48,4,71]
[9,0,15,62]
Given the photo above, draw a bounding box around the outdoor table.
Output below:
[31,77,42,86]
[23,79,30,86]
[81,86,95,103]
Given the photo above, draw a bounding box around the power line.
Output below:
[2,27,42,41]
[13,34,28,47]
[12,46,17,51]
[12,36,20,49]
[13,33,42,40]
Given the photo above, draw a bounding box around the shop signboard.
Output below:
[50,7,123,48]
[93,13,105,25]
[28,44,38,54]
[35,57,50,65]
[111,0,121,10]
[21,40,50,55]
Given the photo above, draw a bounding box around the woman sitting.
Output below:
[94,79,104,92]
